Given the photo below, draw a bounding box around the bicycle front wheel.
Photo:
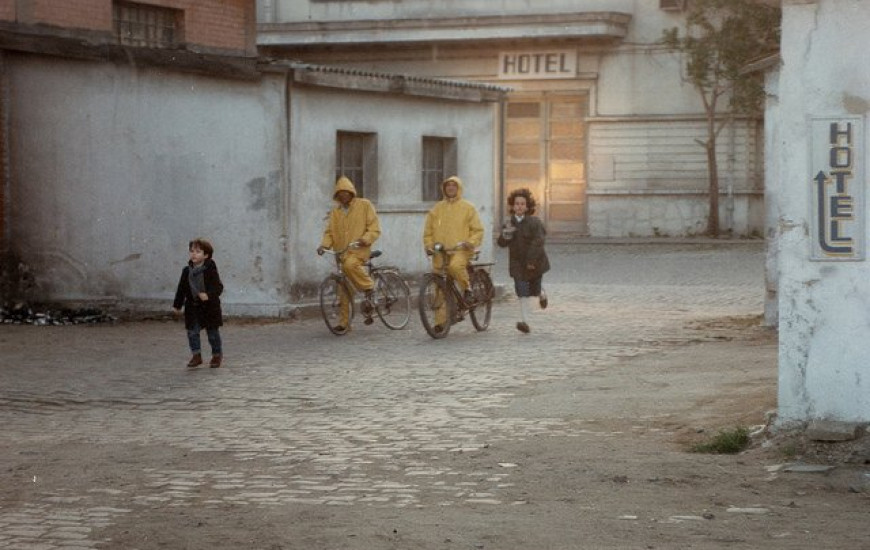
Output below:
[418,273,453,339]
[469,269,494,332]
[373,270,410,329]
[319,275,354,335]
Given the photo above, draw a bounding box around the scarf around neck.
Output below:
[188,261,208,299]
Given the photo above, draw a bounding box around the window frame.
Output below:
[113,0,183,49]
[421,135,458,202]
[336,131,378,202]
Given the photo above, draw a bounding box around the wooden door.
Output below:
[503,94,588,234]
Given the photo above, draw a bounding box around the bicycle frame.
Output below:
[428,245,482,312]
[419,243,494,338]
[319,246,411,333]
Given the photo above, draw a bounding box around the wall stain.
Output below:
[842,93,869,115]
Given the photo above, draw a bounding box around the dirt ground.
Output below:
[4,315,869,550]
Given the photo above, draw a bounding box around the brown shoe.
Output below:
[209,354,222,368]
[516,322,530,334]
[187,353,203,367]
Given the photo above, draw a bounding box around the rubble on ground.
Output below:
[0,302,117,325]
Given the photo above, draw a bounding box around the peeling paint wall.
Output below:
[7,54,287,313]
[287,83,497,301]
[7,54,499,316]
[775,0,870,423]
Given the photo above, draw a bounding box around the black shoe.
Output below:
[364,316,374,325]
[334,325,346,333]
[362,292,375,314]
[516,322,530,334]
[539,292,548,310]
[433,324,444,334]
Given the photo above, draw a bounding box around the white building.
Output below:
[4,54,503,315]
[258,0,765,238]
[767,0,870,424]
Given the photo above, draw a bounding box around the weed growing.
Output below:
[691,426,750,454]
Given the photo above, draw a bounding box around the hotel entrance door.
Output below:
[504,93,588,234]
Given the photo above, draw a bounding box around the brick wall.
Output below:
[17,0,112,31]
[5,0,256,56]
[184,0,256,55]
[0,1,16,22]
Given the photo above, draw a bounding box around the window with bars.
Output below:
[336,131,378,201]
[659,0,688,11]
[422,136,458,202]
[113,1,181,49]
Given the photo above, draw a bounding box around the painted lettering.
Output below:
[498,51,576,80]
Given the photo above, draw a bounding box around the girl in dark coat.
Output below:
[173,238,224,367]
[497,188,550,333]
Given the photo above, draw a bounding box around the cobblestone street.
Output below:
[4,241,865,550]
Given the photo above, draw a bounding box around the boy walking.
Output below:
[173,238,224,368]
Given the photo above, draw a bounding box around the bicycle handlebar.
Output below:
[428,242,479,256]
[319,242,362,256]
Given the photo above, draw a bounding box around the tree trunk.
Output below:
[706,140,720,237]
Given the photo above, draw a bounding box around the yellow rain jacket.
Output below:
[320,177,381,300]
[320,176,381,254]
[423,176,484,296]
[423,176,484,252]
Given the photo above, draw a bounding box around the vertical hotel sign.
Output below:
[810,117,865,260]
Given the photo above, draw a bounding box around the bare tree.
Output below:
[662,0,780,237]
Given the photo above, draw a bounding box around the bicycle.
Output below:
[418,242,495,339]
[319,244,411,335]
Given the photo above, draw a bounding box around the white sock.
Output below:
[519,297,530,323]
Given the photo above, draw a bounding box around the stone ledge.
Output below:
[806,420,864,442]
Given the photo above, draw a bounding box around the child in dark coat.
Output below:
[496,188,550,334]
[173,238,224,367]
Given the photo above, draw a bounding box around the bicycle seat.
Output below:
[370,250,382,259]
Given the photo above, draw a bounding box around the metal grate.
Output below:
[659,0,687,11]
[336,131,377,200]
[422,136,457,202]
[113,1,180,48]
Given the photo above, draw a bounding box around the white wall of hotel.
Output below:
[259,0,765,238]
[6,55,499,316]
[773,0,870,424]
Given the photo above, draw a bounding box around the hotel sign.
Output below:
[498,50,576,80]
[810,117,865,260]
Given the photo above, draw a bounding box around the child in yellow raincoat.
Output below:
[317,176,381,331]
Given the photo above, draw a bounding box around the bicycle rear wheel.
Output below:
[373,271,410,329]
[469,269,494,331]
[319,275,354,335]
[418,273,453,339]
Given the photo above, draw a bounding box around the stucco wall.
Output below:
[266,0,685,41]
[259,2,765,238]
[775,0,870,423]
[8,54,287,312]
[287,83,497,299]
[7,54,500,315]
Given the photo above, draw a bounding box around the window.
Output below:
[659,0,687,11]
[422,136,457,202]
[336,131,378,201]
[113,1,182,49]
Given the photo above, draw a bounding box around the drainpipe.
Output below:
[496,95,507,235]
[0,51,9,261]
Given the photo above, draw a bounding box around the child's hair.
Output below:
[507,188,537,215]
[189,238,214,259]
